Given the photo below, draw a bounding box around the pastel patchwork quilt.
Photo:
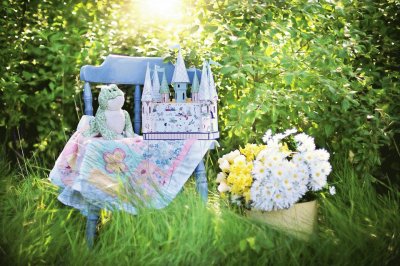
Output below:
[49,116,216,216]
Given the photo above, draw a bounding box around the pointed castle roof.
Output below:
[199,61,211,101]
[141,62,153,102]
[207,62,218,100]
[152,65,162,101]
[160,70,169,93]
[171,50,190,83]
[191,70,200,93]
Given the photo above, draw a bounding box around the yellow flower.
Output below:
[279,143,291,155]
[226,160,253,197]
[243,190,251,203]
[224,150,241,164]
[240,143,265,161]
[217,145,265,201]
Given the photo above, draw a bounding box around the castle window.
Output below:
[178,84,180,88]
[183,93,185,100]
[149,106,151,113]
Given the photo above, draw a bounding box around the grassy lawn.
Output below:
[0,158,399,265]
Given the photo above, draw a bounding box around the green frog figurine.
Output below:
[84,84,134,140]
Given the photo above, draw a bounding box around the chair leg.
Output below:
[86,204,100,248]
[194,159,208,203]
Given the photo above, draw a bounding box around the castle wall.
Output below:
[142,102,215,133]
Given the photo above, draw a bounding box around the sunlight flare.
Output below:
[135,0,184,22]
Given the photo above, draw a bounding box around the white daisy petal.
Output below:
[216,172,226,183]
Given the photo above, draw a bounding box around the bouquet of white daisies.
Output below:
[216,129,334,212]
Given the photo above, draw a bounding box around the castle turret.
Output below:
[171,50,190,103]
[208,62,218,100]
[142,62,153,103]
[191,70,200,102]
[141,62,153,132]
[199,61,210,102]
[160,69,170,103]
[207,62,219,132]
[152,65,162,102]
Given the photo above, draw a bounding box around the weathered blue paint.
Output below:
[194,159,208,202]
[83,82,93,116]
[85,204,100,248]
[80,54,201,85]
[134,84,141,134]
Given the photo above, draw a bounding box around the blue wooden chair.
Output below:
[80,54,209,247]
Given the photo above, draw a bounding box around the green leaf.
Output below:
[204,25,218,32]
[221,66,237,74]
[246,237,258,251]
[271,106,277,123]
[284,73,294,86]
[239,239,247,252]
[324,124,334,137]
[341,99,350,111]
[190,25,199,33]
[22,71,33,80]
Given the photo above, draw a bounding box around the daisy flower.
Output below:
[294,133,316,152]
[217,129,333,211]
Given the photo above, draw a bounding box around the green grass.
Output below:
[0,157,399,265]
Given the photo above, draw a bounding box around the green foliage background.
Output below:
[0,1,399,264]
[1,0,399,183]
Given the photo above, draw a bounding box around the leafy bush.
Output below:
[0,0,113,160]
[196,0,400,179]
[0,0,206,163]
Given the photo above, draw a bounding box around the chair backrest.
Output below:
[79,54,201,134]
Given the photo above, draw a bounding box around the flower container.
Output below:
[247,200,318,241]
[216,129,333,241]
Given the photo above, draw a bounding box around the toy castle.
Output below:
[141,50,219,140]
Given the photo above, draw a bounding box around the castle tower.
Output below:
[199,61,210,102]
[141,62,153,132]
[208,62,219,132]
[191,70,200,102]
[160,69,170,103]
[152,65,162,102]
[171,50,190,103]
[208,62,218,101]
